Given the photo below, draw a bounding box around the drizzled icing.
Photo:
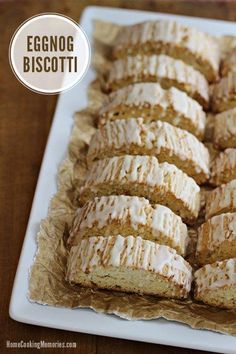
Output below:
[194,258,236,291]
[214,108,236,148]
[211,72,236,113]
[107,54,209,105]
[88,118,210,180]
[197,212,236,254]
[69,195,188,253]
[205,179,236,220]
[80,155,200,220]
[210,148,236,186]
[113,20,220,81]
[99,83,206,138]
[67,235,192,293]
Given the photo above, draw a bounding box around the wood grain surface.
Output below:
[1,1,235,353]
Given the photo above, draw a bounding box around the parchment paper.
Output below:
[29,20,236,336]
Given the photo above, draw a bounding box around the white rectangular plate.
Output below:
[10,6,236,353]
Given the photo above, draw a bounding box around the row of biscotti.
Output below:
[66,232,236,309]
[105,53,236,114]
[66,155,236,308]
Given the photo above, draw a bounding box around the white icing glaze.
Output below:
[67,235,192,291]
[197,212,236,254]
[195,258,236,291]
[80,155,200,220]
[214,107,236,146]
[88,118,210,179]
[69,195,188,252]
[99,83,206,138]
[107,54,209,104]
[206,179,236,219]
[210,148,236,185]
[114,20,220,80]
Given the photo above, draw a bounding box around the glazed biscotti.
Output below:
[113,20,220,82]
[87,118,210,184]
[210,148,236,186]
[196,213,236,265]
[211,72,236,113]
[99,83,206,139]
[205,180,236,220]
[106,54,209,109]
[220,48,236,77]
[79,155,200,223]
[68,195,189,256]
[67,235,192,299]
[213,108,236,149]
[194,258,236,309]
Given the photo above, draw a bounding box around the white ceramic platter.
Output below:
[10,6,236,353]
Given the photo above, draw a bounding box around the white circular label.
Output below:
[9,13,91,94]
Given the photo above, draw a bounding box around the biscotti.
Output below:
[210,148,236,186]
[213,108,236,149]
[106,54,209,109]
[113,20,220,82]
[220,49,236,77]
[196,213,236,265]
[99,83,206,140]
[88,118,210,184]
[67,235,193,299]
[79,155,201,223]
[194,258,236,309]
[205,180,236,220]
[211,72,236,113]
[68,195,189,256]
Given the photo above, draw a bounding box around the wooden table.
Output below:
[1,1,235,353]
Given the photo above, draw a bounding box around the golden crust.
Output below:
[67,235,192,299]
[79,155,200,224]
[68,195,189,255]
[88,118,210,184]
[99,83,206,139]
[113,20,220,82]
[213,108,236,149]
[196,213,236,265]
[210,148,236,186]
[211,72,236,113]
[106,54,209,109]
[205,180,236,220]
[194,258,236,309]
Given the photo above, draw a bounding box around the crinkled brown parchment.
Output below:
[29,20,236,336]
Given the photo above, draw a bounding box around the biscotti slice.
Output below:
[210,148,236,186]
[220,48,236,77]
[68,195,189,256]
[205,180,236,220]
[113,20,220,82]
[213,108,236,149]
[87,118,210,184]
[194,258,236,309]
[106,54,209,109]
[196,213,236,265]
[99,83,206,140]
[211,72,236,113]
[67,235,192,299]
[79,155,200,223]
